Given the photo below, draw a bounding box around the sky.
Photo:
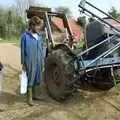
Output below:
[0,0,120,19]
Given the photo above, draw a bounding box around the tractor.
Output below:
[27,0,120,101]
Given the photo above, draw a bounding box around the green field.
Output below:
[0,37,20,47]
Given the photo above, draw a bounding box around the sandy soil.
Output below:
[0,43,120,120]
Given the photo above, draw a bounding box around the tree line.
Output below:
[0,7,25,39]
[0,0,119,40]
[0,0,33,39]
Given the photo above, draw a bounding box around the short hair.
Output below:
[29,16,43,28]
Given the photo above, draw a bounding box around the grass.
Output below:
[75,40,85,49]
[115,83,120,91]
[0,37,20,47]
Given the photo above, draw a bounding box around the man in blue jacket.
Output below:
[21,16,44,106]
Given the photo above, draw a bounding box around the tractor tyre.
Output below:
[113,67,120,84]
[92,68,114,90]
[45,49,78,100]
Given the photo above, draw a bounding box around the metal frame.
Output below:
[75,35,120,71]
[44,11,74,48]
[27,6,120,74]
[44,10,120,73]
[76,0,120,72]
[79,0,120,33]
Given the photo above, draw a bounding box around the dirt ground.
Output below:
[0,43,120,120]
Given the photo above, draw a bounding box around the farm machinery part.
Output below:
[27,3,120,101]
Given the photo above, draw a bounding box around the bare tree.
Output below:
[13,0,31,18]
[28,0,36,6]
[14,0,39,19]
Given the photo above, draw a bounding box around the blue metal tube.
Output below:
[78,35,115,57]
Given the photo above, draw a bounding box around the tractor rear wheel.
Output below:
[45,49,78,100]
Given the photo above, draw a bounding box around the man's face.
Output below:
[32,24,41,33]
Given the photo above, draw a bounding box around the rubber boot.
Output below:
[27,87,34,106]
[32,86,41,100]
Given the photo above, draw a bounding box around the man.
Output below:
[21,16,44,106]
